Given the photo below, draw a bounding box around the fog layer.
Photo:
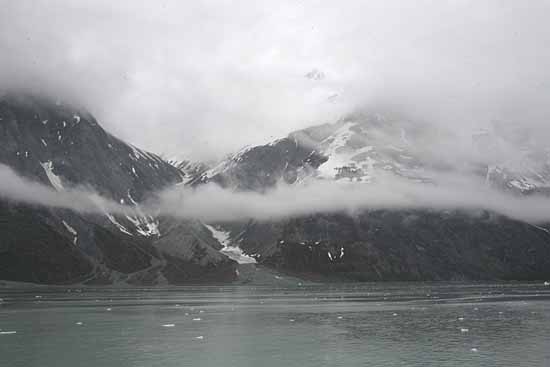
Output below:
[2,163,550,225]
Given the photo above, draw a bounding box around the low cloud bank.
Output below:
[157,174,550,223]
[0,164,126,214]
[2,163,550,225]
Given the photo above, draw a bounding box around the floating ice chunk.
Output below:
[192,318,201,321]
[106,308,112,311]
[289,319,295,322]
[162,324,175,328]
[35,295,42,299]
[73,115,81,124]
[75,322,83,326]
[392,313,398,316]
[458,317,465,321]
[199,310,204,313]
[195,336,204,340]
[544,281,550,286]
[41,139,47,147]
[460,328,469,333]
[42,119,48,125]
[471,348,478,352]
[0,331,16,335]
[337,316,343,320]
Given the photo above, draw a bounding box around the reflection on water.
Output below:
[1,283,550,366]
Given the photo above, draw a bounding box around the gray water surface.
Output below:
[1,282,550,366]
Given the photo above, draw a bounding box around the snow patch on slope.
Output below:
[106,214,133,236]
[40,161,64,191]
[126,192,160,237]
[317,122,356,179]
[204,224,256,264]
[62,220,78,245]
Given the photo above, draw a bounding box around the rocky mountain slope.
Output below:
[194,113,550,281]
[2,93,550,284]
[0,93,236,285]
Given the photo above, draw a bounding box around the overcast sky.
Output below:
[2,0,550,160]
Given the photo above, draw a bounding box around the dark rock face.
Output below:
[238,211,550,281]
[0,93,181,200]
[0,93,236,285]
[194,137,327,191]
[0,201,93,284]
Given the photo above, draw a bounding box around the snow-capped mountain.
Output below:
[0,93,236,285]
[2,92,550,284]
[194,112,447,190]
[291,113,431,183]
[472,124,550,195]
[189,112,550,281]
[201,111,550,195]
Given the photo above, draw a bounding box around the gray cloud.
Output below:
[0,164,126,214]
[2,1,550,160]
[3,163,550,225]
[156,173,550,223]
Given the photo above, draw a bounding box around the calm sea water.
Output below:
[1,283,550,367]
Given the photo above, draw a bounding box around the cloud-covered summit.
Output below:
[2,1,550,161]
